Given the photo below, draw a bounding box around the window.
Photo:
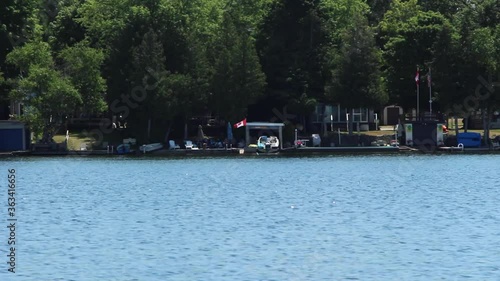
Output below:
[323,105,334,122]
[339,107,348,122]
[352,108,368,122]
[313,104,324,123]
[332,105,339,122]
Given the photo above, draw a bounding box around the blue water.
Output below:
[1,155,499,280]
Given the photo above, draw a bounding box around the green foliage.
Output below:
[129,28,170,134]
[6,41,53,72]
[379,1,451,109]
[8,61,81,116]
[319,0,370,42]
[50,0,87,51]
[325,13,387,109]
[7,59,81,137]
[59,42,107,114]
[258,0,326,117]
[211,10,266,121]
[77,0,130,49]
[366,0,392,24]
[2,0,499,141]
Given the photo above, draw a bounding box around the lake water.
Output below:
[1,154,499,280]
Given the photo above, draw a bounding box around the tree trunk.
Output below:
[483,107,492,147]
[302,115,307,133]
[164,121,172,143]
[147,118,152,142]
[487,111,491,147]
[309,12,313,50]
[184,119,188,140]
[482,108,487,146]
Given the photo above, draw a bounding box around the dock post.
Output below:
[294,129,298,147]
[245,126,249,148]
[279,127,283,150]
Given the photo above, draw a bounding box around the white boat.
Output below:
[257,136,280,153]
[139,143,163,153]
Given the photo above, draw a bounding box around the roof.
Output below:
[245,122,285,129]
[0,120,26,129]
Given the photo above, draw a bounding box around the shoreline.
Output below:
[2,146,500,158]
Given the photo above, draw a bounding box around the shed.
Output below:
[0,121,29,151]
[383,105,403,125]
[403,121,445,147]
[245,122,285,149]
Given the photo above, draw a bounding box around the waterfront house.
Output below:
[311,103,377,134]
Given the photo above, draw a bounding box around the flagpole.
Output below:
[415,67,420,121]
[416,67,420,120]
[428,67,432,116]
[417,83,420,120]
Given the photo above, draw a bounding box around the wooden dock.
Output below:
[438,146,464,152]
[5,145,500,157]
[282,146,400,154]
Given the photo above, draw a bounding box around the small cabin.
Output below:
[382,105,404,125]
[403,121,445,147]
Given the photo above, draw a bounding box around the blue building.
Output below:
[0,121,30,151]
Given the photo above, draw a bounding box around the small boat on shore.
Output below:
[139,143,163,153]
[116,143,136,154]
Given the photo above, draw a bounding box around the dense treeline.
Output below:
[0,0,499,140]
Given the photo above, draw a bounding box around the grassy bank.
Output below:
[53,130,124,150]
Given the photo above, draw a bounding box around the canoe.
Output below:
[139,143,163,153]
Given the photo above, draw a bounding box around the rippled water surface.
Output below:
[1,155,500,280]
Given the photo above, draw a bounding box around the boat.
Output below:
[116,143,134,154]
[139,143,163,153]
[256,136,280,153]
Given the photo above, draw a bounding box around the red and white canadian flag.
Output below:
[233,118,247,128]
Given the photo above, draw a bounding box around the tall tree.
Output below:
[59,42,107,115]
[325,12,387,134]
[0,0,39,116]
[258,0,328,125]
[211,10,266,123]
[7,40,81,139]
[130,29,170,141]
[379,0,451,112]
[462,0,500,142]
[51,0,87,51]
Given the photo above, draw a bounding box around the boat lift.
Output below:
[245,122,285,150]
